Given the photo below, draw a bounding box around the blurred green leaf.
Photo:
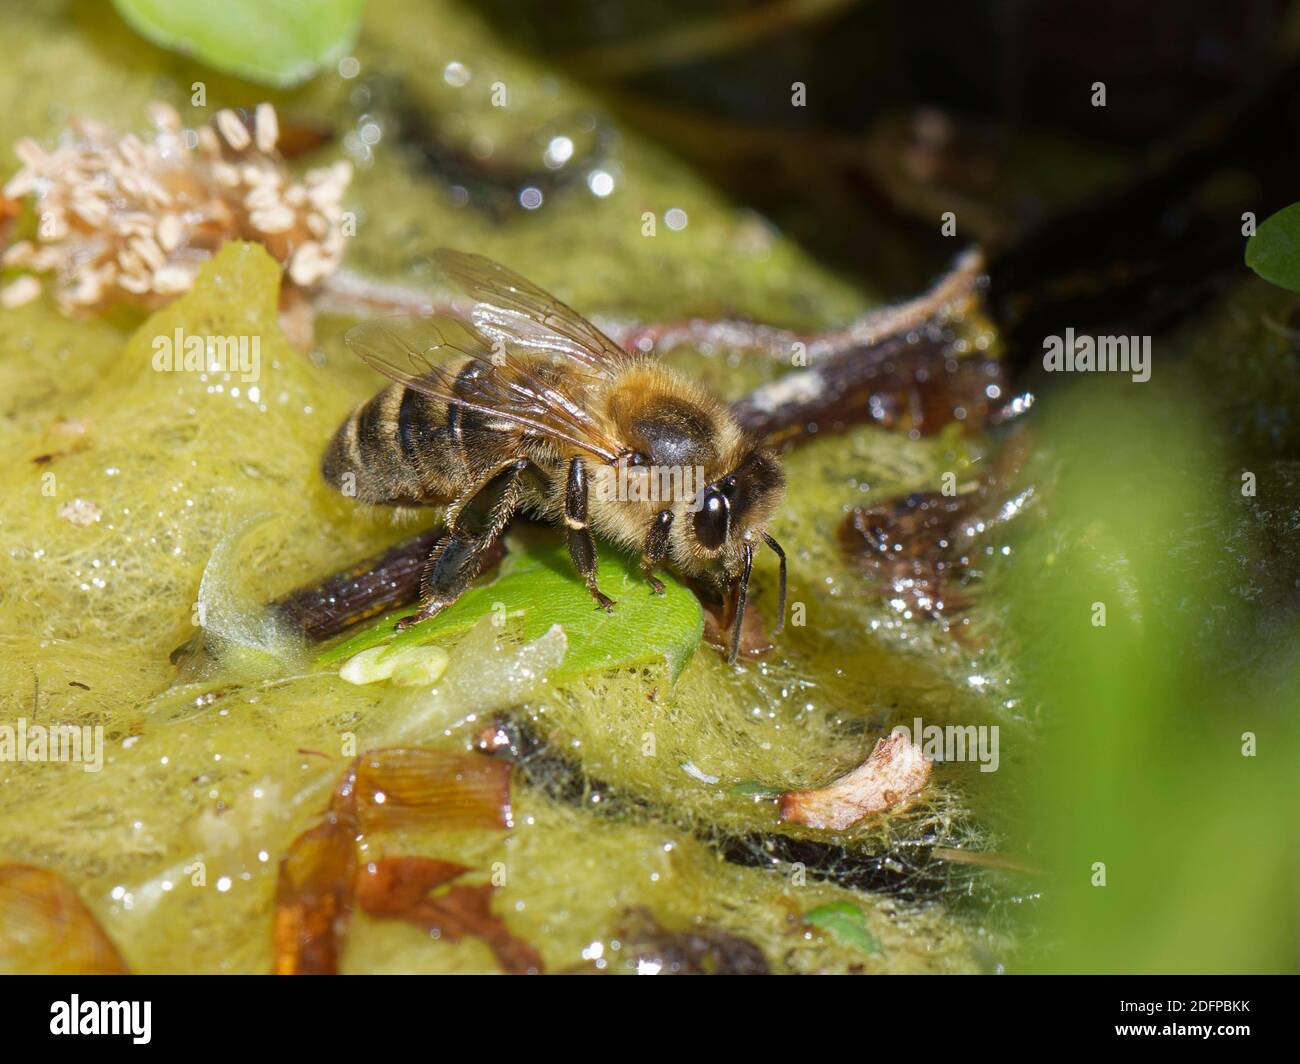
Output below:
[317,529,704,684]
[1011,380,1300,973]
[802,901,882,955]
[1246,202,1300,293]
[110,0,364,88]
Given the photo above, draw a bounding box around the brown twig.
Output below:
[271,532,505,642]
[320,248,987,363]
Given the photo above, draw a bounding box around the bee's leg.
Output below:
[564,456,615,612]
[395,534,485,630]
[640,509,674,595]
[396,459,531,630]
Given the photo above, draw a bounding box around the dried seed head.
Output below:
[2,101,351,314]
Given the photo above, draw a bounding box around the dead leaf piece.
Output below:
[354,856,469,914]
[0,865,129,974]
[353,748,512,832]
[356,858,543,974]
[273,748,514,974]
[273,767,360,975]
[779,732,931,830]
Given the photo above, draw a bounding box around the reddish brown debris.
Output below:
[356,857,543,975]
[0,864,130,974]
[779,732,931,830]
[273,747,522,975]
[273,764,360,975]
[352,747,512,832]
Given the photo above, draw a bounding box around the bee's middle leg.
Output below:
[396,459,531,630]
[564,456,615,612]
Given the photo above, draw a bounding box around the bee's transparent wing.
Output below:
[345,314,623,462]
[434,249,630,374]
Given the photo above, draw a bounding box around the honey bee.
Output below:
[322,250,787,662]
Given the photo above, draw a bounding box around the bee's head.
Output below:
[692,449,784,560]
[690,448,788,663]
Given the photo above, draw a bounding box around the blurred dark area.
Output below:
[465,0,1300,369]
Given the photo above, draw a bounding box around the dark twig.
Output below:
[272,534,505,642]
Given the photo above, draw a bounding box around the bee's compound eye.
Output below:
[694,490,730,550]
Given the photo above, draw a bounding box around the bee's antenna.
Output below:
[729,541,754,664]
[762,532,787,635]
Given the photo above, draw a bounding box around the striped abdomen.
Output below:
[322,360,489,505]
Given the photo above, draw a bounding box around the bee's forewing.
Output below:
[434,249,628,374]
[344,312,622,461]
[344,314,492,377]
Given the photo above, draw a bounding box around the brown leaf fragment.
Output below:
[0,865,129,974]
[273,766,360,975]
[273,747,515,974]
[356,857,543,974]
[353,747,512,832]
[354,856,469,914]
[779,732,931,830]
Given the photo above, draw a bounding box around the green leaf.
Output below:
[1246,202,1300,293]
[315,528,704,684]
[802,902,882,955]
[111,0,364,88]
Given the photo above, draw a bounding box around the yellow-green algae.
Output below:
[0,0,1021,973]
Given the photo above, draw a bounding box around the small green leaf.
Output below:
[728,780,782,798]
[111,0,364,89]
[1246,202,1300,293]
[315,528,704,684]
[802,902,882,955]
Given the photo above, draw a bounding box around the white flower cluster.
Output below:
[2,101,350,312]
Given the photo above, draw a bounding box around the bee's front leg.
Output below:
[564,456,615,612]
[640,509,674,595]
